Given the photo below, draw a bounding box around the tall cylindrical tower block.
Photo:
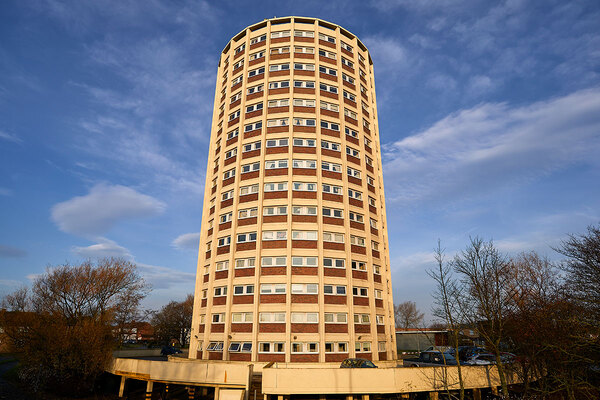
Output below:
[190,16,396,363]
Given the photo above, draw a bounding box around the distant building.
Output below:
[395,328,449,353]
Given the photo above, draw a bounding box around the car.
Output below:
[463,353,497,365]
[403,350,458,367]
[340,358,378,368]
[161,346,182,356]
[457,346,487,361]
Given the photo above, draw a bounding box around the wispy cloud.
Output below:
[137,262,196,290]
[0,130,22,144]
[0,244,27,258]
[71,237,133,259]
[51,183,166,237]
[172,232,200,251]
[383,88,600,205]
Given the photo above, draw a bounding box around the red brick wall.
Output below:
[325,353,348,362]
[260,294,286,303]
[262,240,287,249]
[324,295,346,304]
[231,323,253,332]
[291,323,318,333]
[235,268,255,277]
[208,351,223,360]
[291,354,319,362]
[233,294,254,304]
[291,266,318,275]
[356,352,372,360]
[325,324,348,333]
[259,323,286,333]
[229,353,252,361]
[354,324,371,333]
[354,297,369,306]
[211,324,225,333]
[258,353,285,362]
[292,240,317,249]
[352,270,368,280]
[291,294,318,303]
[215,270,228,280]
[263,215,287,223]
[324,268,346,277]
[213,296,226,306]
[261,267,286,275]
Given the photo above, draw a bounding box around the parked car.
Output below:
[340,358,378,368]
[457,346,487,361]
[463,353,497,365]
[403,350,458,367]
[161,346,182,356]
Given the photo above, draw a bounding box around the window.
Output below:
[214,286,227,297]
[323,285,347,296]
[341,41,353,52]
[268,80,290,89]
[294,30,314,38]
[217,236,231,247]
[376,315,385,325]
[266,138,288,148]
[237,232,257,243]
[219,212,232,224]
[323,231,344,243]
[346,147,360,158]
[353,313,370,323]
[207,341,224,351]
[216,260,229,271]
[271,30,291,39]
[266,118,288,127]
[321,161,342,172]
[347,167,361,179]
[374,265,381,275]
[360,85,368,95]
[259,342,285,353]
[245,102,263,113]
[323,258,345,268]
[368,196,377,207]
[294,80,315,88]
[365,137,372,147]
[293,118,316,126]
[292,205,317,215]
[343,90,356,102]
[353,287,368,297]
[221,190,234,201]
[349,211,364,223]
[378,342,386,352]
[291,256,318,267]
[365,156,373,167]
[291,230,318,240]
[363,119,370,129]
[243,141,261,152]
[362,101,369,111]
[319,66,337,76]
[212,313,226,323]
[227,129,239,140]
[250,34,266,45]
[247,84,264,94]
[355,342,371,352]
[319,83,338,94]
[229,110,240,121]
[325,342,348,353]
[268,99,289,108]
[319,33,335,43]
[230,92,241,103]
[291,342,319,353]
[233,285,254,295]
[259,313,286,322]
[374,289,383,300]
[261,257,287,267]
[229,342,252,353]
[245,121,262,132]
[323,207,343,218]
[322,184,342,194]
[358,54,366,63]
[292,138,316,147]
[318,49,336,60]
[291,283,318,294]
[292,159,317,169]
[291,312,318,323]
[293,98,316,107]
[264,182,287,192]
[231,75,243,86]
[263,206,287,216]
[341,57,354,68]
[292,181,317,191]
[265,159,288,169]
[225,148,237,159]
[235,43,245,54]
[344,108,357,119]
[294,46,314,54]
[231,312,253,323]
[348,189,362,200]
[367,176,375,186]
[324,312,347,323]
[269,63,290,72]
[241,162,260,174]
[249,51,265,61]
[350,235,366,246]
[371,241,380,251]
[320,120,340,131]
[239,184,259,195]
[270,46,290,55]
[294,63,315,71]
[233,59,244,70]
[260,284,286,294]
[351,260,366,271]
[235,257,255,269]
[238,207,258,219]
[262,230,287,240]
[320,101,339,112]
[223,168,236,180]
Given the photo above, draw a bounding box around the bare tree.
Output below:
[151,294,194,347]
[1,286,29,311]
[428,240,464,400]
[394,301,425,329]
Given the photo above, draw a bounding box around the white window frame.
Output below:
[323,231,344,243]
[323,258,345,269]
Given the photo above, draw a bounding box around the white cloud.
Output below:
[172,232,199,250]
[0,130,21,143]
[71,237,133,259]
[383,88,600,205]
[137,262,196,290]
[362,36,410,74]
[51,183,166,236]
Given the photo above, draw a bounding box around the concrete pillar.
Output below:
[145,381,154,400]
[215,387,221,400]
[188,386,196,400]
[428,392,439,400]
[472,388,482,400]
[118,376,127,398]
[346,395,353,400]
[362,395,369,400]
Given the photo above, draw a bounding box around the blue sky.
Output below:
[1,0,599,322]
